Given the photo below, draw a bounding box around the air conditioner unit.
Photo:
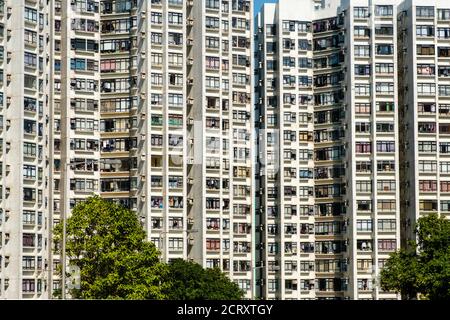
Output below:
[187,218,194,225]
[141,72,146,79]
[187,158,194,165]
[187,18,194,26]
[188,118,194,125]
[187,178,194,184]
[140,93,146,99]
[187,198,194,205]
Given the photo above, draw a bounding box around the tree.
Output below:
[164,259,244,300]
[54,195,169,299]
[380,213,450,300]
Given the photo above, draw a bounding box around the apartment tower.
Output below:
[255,0,401,299]
[0,0,52,298]
[1,0,448,300]
[54,0,254,299]
[398,0,450,247]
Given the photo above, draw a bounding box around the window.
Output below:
[378,219,396,231]
[416,6,434,18]
[355,103,371,114]
[376,122,394,132]
[205,16,219,29]
[418,122,436,133]
[355,142,371,154]
[354,26,370,37]
[355,64,371,76]
[375,24,393,36]
[419,180,437,192]
[419,141,436,152]
[355,84,371,96]
[417,83,436,95]
[438,47,450,57]
[375,63,394,74]
[376,180,395,192]
[376,44,393,55]
[354,7,369,18]
[356,181,372,192]
[357,219,373,232]
[438,9,450,21]
[416,25,434,37]
[441,181,450,192]
[417,64,435,75]
[24,7,38,23]
[376,82,394,94]
[378,239,396,252]
[440,161,450,173]
[354,45,370,56]
[375,5,393,16]
[356,161,372,173]
[420,200,437,211]
[439,85,450,97]
[417,45,435,55]
[168,12,182,25]
[151,32,162,45]
[24,52,37,68]
[355,122,371,133]
[441,200,450,211]
[168,238,183,251]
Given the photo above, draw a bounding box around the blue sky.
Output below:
[255,0,277,14]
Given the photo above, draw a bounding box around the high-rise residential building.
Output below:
[1,0,254,299]
[255,0,401,299]
[0,0,52,299]
[185,0,254,296]
[0,0,448,300]
[55,0,254,299]
[51,0,102,299]
[398,0,450,247]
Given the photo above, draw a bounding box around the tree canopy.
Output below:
[380,213,450,300]
[54,195,169,299]
[55,196,244,300]
[163,259,244,300]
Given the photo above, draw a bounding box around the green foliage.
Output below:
[163,259,244,300]
[55,196,244,300]
[54,196,169,299]
[380,213,450,300]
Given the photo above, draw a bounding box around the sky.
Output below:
[255,0,277,14]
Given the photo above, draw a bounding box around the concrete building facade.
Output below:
[0,0,448,300]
